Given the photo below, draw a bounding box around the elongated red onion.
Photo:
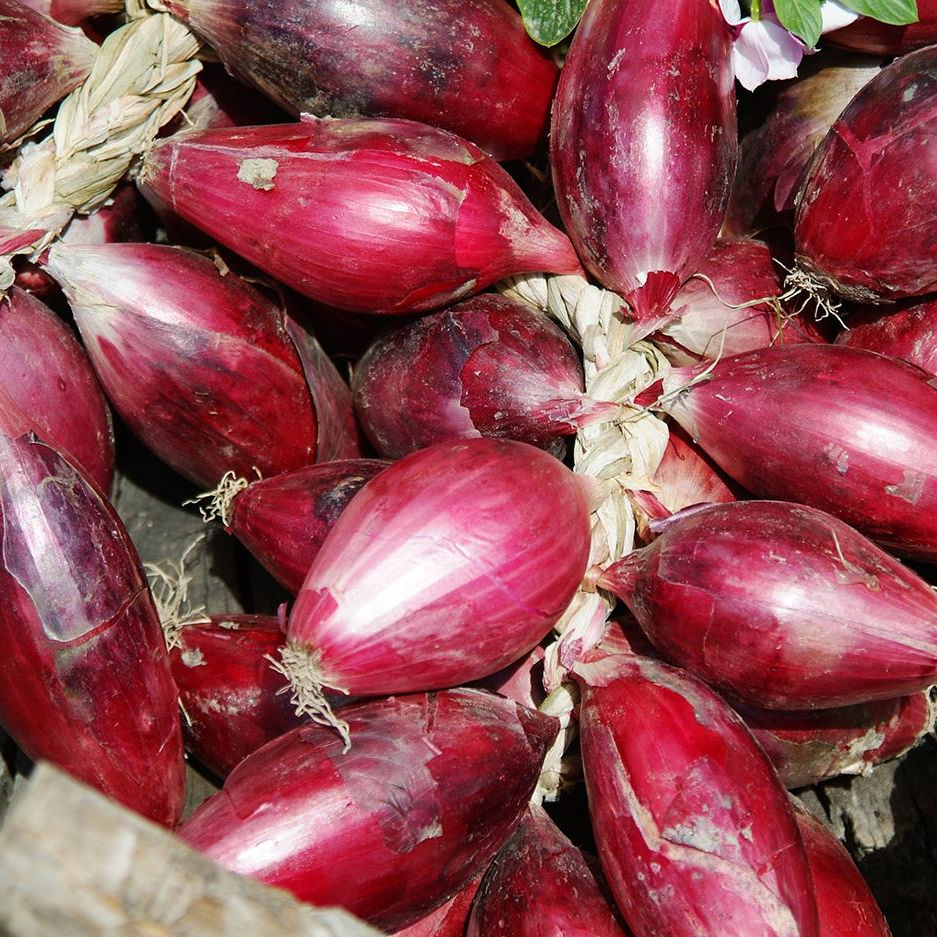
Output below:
[0,0,96,145]
[600,500,937,710]
[572,650,819,937]
[352,294,617,458]
[739,691,934,789]
[45,242,356,489]
[466,803,629,937]
[794,805,891,937]
[654,239,821,366]
[795,46,937,303]
[650,344,937,560]
[0,286,113,494]
[211,460,389,595]
[0,424,185,826]
[835,298,937,377]
[279,438,593,735]
[825,0,937,54]
[139,118,581,315]
[178,688,558,932]
[390,873,483,937]
[160,0,556,161]
[17,0,121,25]
[551,0,736,322]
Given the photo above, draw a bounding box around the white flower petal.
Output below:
[733,23,772,90]
[754,17,806,79]
[820,0,862,33]
[719,0,746,27]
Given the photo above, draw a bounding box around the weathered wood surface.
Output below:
[0,763,384,937]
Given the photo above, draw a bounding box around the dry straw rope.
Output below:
[0,9,201,289]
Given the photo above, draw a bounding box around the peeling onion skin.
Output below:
[825,1,937,55]
[656,344,937,561]
[573,652,819,937]
[286,438,594,695]
[226,460,389,596]
[178,689,558,932]
[46,242,323,490]
[794,805,892,937]
[795,46,937,303]
[550,0,736,322]
[0,286,114,495]
[390,873,483,937]
[352,294,609,458]
[0,430,185,827]
[160,0,556,161]
[139,118,582,315]
[600,501,937,710]
[466,803,630,937]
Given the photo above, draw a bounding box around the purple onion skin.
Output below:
[795,46,937,303]
[178,688,558,932]
[227,460,389,595]
[139,118,581,316]
[0,431,185,827]
[286,438,594,696]
[45,242,321,489]
[658,344,937,561]
[600,500,937,710]
[466,803,630,937]
[573,652,819,937]
[835,298,937,377]
[0,0,96,144]
[161,0,556,161]
[794,805,891,937]
[390,874,483,937]
[551,0,736,322]
[0,287,114,494]
[739,692,933,789]
[352,294,605,458]
[826,0,937,55]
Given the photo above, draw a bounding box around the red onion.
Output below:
[835,298,937,377]
[138,118,581,315]
[572,650,819,937]
[550,0,736,322]
[739,691,934,789]
[0,425,185,826]
[599,500,937,710]
[794,805,891,937]
[651,344,937,561]
[825,0,937,55]
[0,286,114,494]
[17,0,121,25]
[352,294,616,458]
[278,438,593,738]
[0,0,96,145]
[210,460,389,595]
[159,0,557,161]
[390,874,483,937]
[654,239,822,366]
[45,242,354,489]
[795,46,937,303]
[466,803,630,937]
[177,688,558,932]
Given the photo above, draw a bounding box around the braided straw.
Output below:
[0,12,201,288]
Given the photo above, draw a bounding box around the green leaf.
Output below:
[841,0,918,26]
[773,0,824,46]
[517,0,588,47]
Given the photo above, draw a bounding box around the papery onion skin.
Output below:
[795,46,937,303]
[600,501,937,710]
[286,438,593,695]
[794,805,892,937]
[159,0,556,161]
[178,688,558,932]
[139,118,581,315]
[825,1,937,55]
[46,242,323,489]
[0,429,185,827]
[225,460,389,595]
[390,873,483,937]
[655,344,937,561]
[551,0,736,322]
[465,803,630,937]
[0,0,96,144]
[573,652,819,937]
[352,294,610,458]
[0,286,114,494]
